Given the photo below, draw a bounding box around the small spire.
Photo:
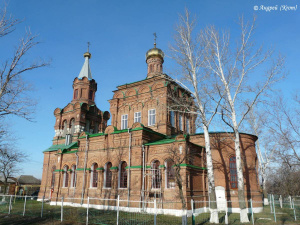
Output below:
[79,44,92,79]
[153,33,157,48]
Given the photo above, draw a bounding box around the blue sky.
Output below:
[1,0,299,178]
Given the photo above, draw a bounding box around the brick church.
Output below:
[38,43,262,211]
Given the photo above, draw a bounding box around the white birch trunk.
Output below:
[203,125,219,224]
[234,129,249,223]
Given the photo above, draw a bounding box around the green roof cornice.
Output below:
[110,166,118,170]
[144,138,185,146]
[75,168,91,171]
[44,142,78,153]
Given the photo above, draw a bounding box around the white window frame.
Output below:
[148,109,156,126]
[179,114,183,131]
[170,111,175,127]
[134,112,141,123]
[121,114,128,129]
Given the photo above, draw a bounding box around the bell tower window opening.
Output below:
[121,114,128,129]
[74,89,78,99]
[85,120,90,132]
[70,119,75,135]
[148,109,156,126]
[229,156,237,189]
[89,90,93,100]
[62,120,67,137]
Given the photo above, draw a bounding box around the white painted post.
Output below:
[117,195,120,225]
[272,195,276,223]
[250,199,254,225]
[293,199,297,221]
[8,195,12,214]
[279,195,282,208]
[86,197,90,225]
[154,199,157,225]
[41,196,44,218]
[23,196,27,216]
[289,196,292,209]
[225,197,228,225]
[61,197,64,222]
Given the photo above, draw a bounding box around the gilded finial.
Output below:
[84,42,91,59]
[153,33,157,48]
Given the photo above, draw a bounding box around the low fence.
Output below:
[0,194,299,224]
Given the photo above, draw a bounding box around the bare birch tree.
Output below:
[0,5,48,121]
[200,17,285,222]
[247,106,276,205]
[169,9,222,223]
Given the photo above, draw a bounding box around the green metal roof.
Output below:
[43,142,78,153]
[144,138,186,146]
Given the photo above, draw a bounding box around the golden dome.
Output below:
[146,47,164,62]
[83,52,91,59]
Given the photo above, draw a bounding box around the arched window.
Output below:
[104,162,112,188]
[170,111,175,127]
[70,165,76,188]
[70,119,75,135]
[165,160,175,189]
[229,156,237,189]
[119,161,127,188]
[51,166,56,188]
[62,120,67,137]
[63,165,69,188]
[152,160,161,189]
[90,163,98,188]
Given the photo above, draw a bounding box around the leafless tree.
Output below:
[267,95,300,168]
[199,16,285,222]
[0,5,48,121]
[169,9,221,223]
[166,143,202,210]
[0,146,27,194]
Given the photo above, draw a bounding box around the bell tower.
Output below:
[71,46,97,105]
[146,33,164,78]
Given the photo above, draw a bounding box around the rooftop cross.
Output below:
[87,41,90,52]
[153,33,157,48]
